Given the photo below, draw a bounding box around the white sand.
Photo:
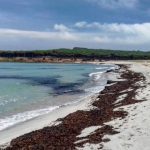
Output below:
[0,73,115,146]
[75,61,150,150]
[101,61,150,150]
[0,93,99,146]
[2,61,150,150]
[115,93,128,104]
[77,126,102,138]
[0,63,120,147]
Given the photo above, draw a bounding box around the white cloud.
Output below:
[79,22,150,46]
[75,22,87,28]
[0,28,78,50]
[54,24,71,32]
[75,21,150,37]
[0,22,150,50]
[0,28,77,41]
[85,0,138,9]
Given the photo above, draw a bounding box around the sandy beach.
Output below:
[1,0,150,149]
[101,61,150,150]
[1,61,150,150]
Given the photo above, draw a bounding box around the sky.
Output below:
[0,0,150,50]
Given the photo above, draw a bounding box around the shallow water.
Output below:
[0,62,113,131]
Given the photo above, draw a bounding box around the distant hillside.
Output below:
[0,47,150,60]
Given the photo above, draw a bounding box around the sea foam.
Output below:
[0,106,59,131]
[0,64,117,131]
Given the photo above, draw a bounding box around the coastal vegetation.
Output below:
[0,47,150,61]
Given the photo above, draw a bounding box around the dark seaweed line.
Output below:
[5,65,145,150]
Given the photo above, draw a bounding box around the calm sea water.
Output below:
[0,63,114,131]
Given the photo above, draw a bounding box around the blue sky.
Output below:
[0,0,150,50]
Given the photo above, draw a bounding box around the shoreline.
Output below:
[0,63,113,147]
[2,62,147,149]
[1,61,150,150]
[0,57,101,64]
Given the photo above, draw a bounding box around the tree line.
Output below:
[0,47,150,60]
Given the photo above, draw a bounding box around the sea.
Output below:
[0,62,115,131]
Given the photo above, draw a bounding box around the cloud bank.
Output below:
[84,0,138,9]
[0,22,150,50]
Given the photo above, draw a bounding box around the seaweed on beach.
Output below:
[5,65,146,150]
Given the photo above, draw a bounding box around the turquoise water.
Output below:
[0,63,113,131]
